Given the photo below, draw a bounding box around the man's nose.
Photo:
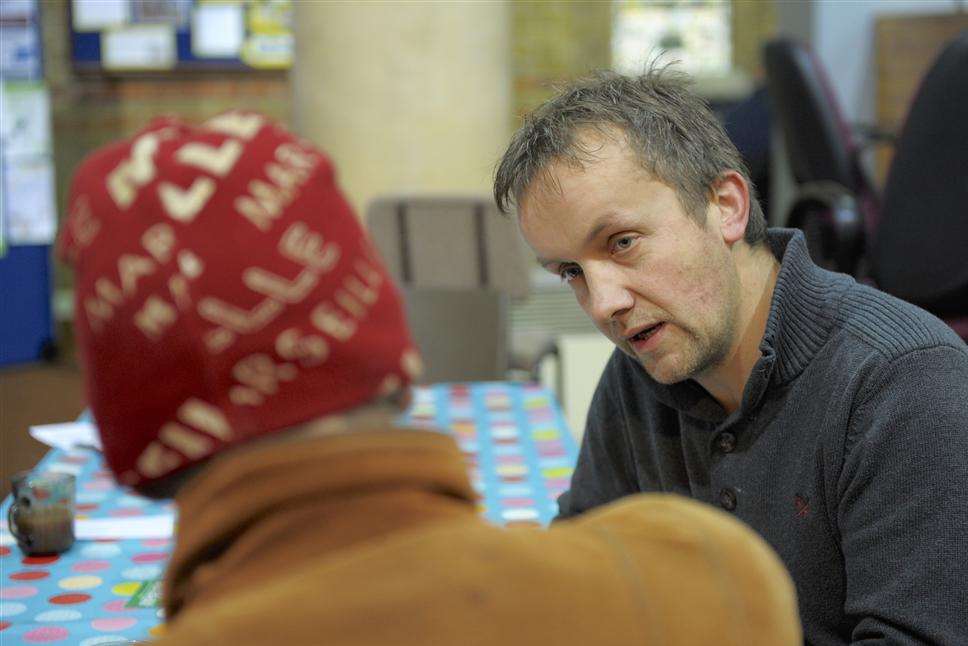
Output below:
[584,264,634,324]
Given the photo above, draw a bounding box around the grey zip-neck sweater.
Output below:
[558,229,968,645]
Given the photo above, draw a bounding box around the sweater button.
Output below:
[715,431,737,453]
[719,487,738,511]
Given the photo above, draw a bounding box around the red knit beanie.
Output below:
[58,111,422,492]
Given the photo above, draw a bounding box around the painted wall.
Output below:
[789,0,958,123]
[292,2,511,217]
[511,2,612,120]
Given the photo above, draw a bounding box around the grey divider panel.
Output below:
[407,201,481,290]
[366,195,530,299]
[366,195,530,382]
[403,288,508,384]
[366,202,406,288]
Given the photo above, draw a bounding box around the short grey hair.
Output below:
[494,67,767,245]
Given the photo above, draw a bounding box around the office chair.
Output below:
[366,195,531,383]
[871,32,968,326]
[764,33,968,341]
[763,37,883,272]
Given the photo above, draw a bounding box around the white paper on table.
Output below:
[29,421,103,452]
[72,0,130,31]
[44,462,83,477]
[75,515,175,540]
[102,24,176,71]
[191,3,245,58]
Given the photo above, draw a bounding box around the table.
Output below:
[1,382,577,644]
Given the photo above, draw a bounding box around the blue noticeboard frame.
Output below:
[71,26,246,73]
[0,245,54,366]
[69,1,293,74]
[0,1,55,367]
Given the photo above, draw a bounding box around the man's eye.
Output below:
[559,265,582,283]
[612,235,636,253]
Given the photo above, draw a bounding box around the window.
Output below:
[612,1,732,77]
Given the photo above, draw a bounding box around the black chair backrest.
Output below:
[872,31,968,314]
[763,39,860,190]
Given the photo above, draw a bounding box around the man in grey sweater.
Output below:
[494,69,968,645]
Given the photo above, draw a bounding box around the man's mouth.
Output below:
[628,322,664,344]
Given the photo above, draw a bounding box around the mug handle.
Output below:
[7,500,31,547]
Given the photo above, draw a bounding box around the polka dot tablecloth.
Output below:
[1,382,577,643]
[1,448,173,645]
[404,383,578,527]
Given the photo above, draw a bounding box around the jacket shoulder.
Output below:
[155,512,800,646]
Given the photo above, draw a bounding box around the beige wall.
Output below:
[512,1,612,120]
[292,2,512,216]
[731,0,778,79]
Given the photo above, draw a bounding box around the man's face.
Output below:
[518,135,741,385]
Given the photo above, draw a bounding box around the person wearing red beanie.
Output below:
[59,112,801,645]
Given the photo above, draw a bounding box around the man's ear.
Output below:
[711,170,750,245]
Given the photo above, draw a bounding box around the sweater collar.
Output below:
[642,229,845,421]
[759,228,845,385]
[163,428,479,620]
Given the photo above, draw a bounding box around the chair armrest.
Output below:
[786,181,865,275]
[529,340,560,385]
[850,122,898,148]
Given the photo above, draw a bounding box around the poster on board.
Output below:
[71,0,292,72]
[0,81,57,245]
